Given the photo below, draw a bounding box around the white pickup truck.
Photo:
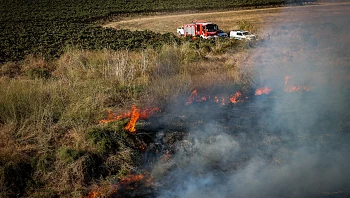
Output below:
[229,30,256,40]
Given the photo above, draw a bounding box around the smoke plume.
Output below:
[151,3,350,198]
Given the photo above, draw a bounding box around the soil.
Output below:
[103,2,350,35]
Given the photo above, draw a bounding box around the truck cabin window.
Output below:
[205,24,218,32]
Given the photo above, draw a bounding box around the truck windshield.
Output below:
[205,24,218,32]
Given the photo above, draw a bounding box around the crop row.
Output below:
[0,0,311,63]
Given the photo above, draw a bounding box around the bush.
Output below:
[87,124,128,155]
[56,147,85,164]
[36,153,55,172]
[0,62,21,78]
[86,124,141,178]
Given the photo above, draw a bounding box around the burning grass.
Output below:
[1,3,350,197]
[0,38,247,196]
[85,172,155,198]
[99,105,160,133]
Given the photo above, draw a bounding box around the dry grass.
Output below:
[0,39,247,196]
[104,2,350,37]
[1,2,349,196]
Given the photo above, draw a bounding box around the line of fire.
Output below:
[100,75,311,133]
[86,67,350,198]
[88,75,315,197]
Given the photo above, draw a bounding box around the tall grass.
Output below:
[0,38,251,197]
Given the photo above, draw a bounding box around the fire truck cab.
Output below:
[177,21,219,39]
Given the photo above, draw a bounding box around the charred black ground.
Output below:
[130,86,350,198]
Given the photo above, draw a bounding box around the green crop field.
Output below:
[0,0,309,63]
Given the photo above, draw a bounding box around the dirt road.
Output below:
[103,2,350,34]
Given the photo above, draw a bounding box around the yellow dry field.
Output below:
[103,2,350,35]
[103,2,350,90]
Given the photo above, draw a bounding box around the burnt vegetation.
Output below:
[1,0,350,198]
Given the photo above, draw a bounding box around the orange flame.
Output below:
[186,90,198,105]
[255,86,272,95]
[229,92,242,104]
[99,109,131,124]
[85,191,101,198]
[100,105,159,133]
[186,90,246,105]
[119,174,145,186]
[85,173,153,198]
[124,105,140,133]
[214,96,219,103]
[284,76,311,93]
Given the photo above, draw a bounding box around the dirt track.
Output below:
[103,2,350,35]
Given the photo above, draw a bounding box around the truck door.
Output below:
[237,32,243,39]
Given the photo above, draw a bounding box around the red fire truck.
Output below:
[177,20,219,39]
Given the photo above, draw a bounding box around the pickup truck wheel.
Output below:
[178,32,182,36]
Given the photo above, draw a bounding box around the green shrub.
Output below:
[21,55,54,79]
[26,68,51,79]
[181,42,203,63]
[87,124,128,155]
[56,147,85,164]
[86,124,141,178]
[36,153,55,172]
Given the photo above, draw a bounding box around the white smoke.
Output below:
[151,3,350,198]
